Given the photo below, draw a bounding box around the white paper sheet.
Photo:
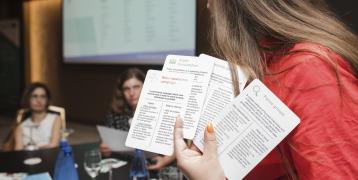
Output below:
[125,70,194,155]
[193,54,248,150]
[214,80,300,179]
[97,126,157,158]
[97,125,133,152]
[162,55,214,139]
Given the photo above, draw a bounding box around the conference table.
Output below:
[0,143,151,180]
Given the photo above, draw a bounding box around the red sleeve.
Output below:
[265,51,358,180]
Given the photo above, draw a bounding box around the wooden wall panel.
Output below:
[24,0,63,106]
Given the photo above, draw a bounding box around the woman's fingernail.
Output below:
[207,122,214,133]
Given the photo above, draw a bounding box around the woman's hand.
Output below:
[100,143,112,157]
[174,116,225,180]
[147,155,176,170]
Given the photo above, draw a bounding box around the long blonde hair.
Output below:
[210,0,358,95]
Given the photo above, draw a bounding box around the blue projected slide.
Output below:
[63,0,196,64]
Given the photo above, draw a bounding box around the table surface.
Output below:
[0,143,139,180]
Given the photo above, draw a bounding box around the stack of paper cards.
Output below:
[125,54,300,179]
[126,54,249,155]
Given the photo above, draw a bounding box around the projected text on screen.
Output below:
[63,0,196,64]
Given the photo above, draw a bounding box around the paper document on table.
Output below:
[162,55,214,139]
[213,79,300,179]
[98,126,157,157]
[193,54,248,150]
[125,70,194,156]
[97,126,133,152]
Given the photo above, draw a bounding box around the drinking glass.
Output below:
[84,149,102,179]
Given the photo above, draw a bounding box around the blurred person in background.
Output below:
[100,68,180,178]
[100,68,145,154]
[14,82,61,150]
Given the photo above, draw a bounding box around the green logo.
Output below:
[169,59,176,64]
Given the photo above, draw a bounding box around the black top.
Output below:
[104,111,132,131]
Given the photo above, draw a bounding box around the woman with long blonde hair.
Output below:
[174,0,358,179]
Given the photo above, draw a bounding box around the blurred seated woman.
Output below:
[100,68,177,176]
[14,83,61,150]
[100,68,146,154]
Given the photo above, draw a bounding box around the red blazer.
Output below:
[245,42,358,179]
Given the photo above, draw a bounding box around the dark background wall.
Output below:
[0,0,23,115]
[0,0,357,125]
[327,0,358,32]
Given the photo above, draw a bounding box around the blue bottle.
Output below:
[53,146,79,180]
[129,149,149,180]
[54,140,69,167]
[53,139,69,178]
